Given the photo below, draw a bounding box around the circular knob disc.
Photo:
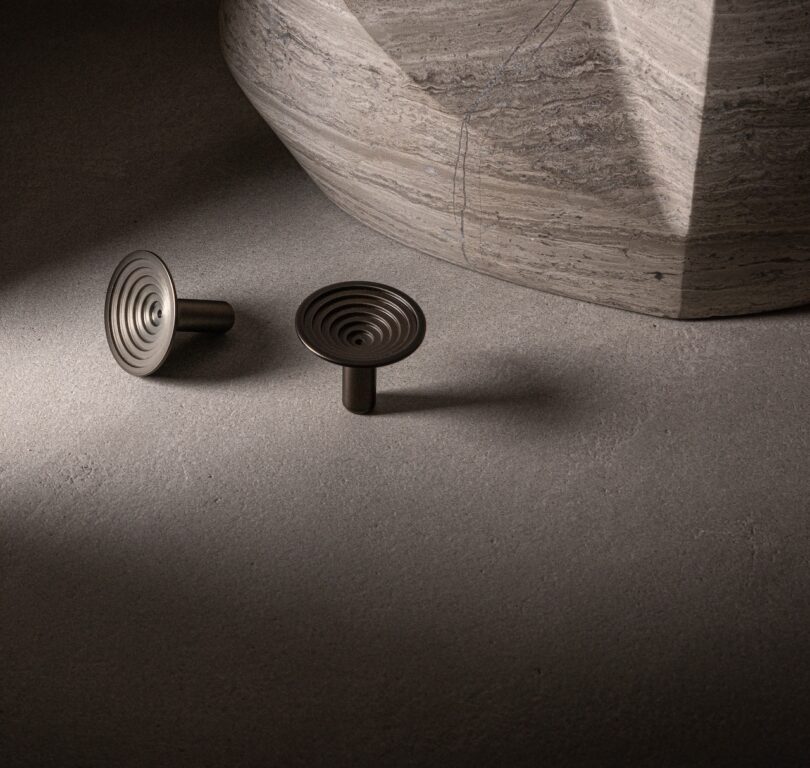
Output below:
[295,281,426,368]
[105,250,177,376]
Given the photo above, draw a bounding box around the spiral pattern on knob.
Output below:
[105,251,177,376]
[296,281,425,367]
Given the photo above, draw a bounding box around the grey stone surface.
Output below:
[221,0,810,318]
[2,1,810,765]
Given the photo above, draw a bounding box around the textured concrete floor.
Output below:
[2,2,810,766]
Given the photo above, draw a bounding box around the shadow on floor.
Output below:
[153,309,285,384]
[0,0,283,289]
[2,509,808,767]
[374,351,590,429]
[377,384,560,416]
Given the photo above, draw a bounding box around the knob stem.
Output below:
[176,299,235,333]
[342,366,376,414]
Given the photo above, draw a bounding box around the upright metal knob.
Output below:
[105,250,235,376]
[295,281,426,414]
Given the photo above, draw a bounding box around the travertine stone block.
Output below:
[221,0,810,317]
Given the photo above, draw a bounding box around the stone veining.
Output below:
[453,0,581,265]
[221,0,810,317]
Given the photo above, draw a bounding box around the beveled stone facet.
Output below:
[221,0,810,318]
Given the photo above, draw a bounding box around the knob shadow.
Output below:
[375,386,561,417]
[368,351,604,426]
[152,309,276,383]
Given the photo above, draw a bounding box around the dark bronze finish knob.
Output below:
[295,281,426,414]
[105,250,235,376]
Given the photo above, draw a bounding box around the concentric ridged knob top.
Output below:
[105,250,177,376]
[295,281,426,368]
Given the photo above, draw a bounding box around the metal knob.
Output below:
[105,250,235,376]
[295,281,426,414]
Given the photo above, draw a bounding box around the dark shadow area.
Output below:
[377,384,559,416]
[152,309,280,383]
[373,352,590,437]
[2,513,809,767]
[0,0,285,288]
[682,0,810,317]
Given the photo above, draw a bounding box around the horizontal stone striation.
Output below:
[682,0,810,317]
[221,0,810,317]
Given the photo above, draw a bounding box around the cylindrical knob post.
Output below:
[342,366,376,414]
[176,299,235,333]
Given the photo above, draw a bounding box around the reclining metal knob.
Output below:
[295,281,426,414]
[105,250,235,376]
